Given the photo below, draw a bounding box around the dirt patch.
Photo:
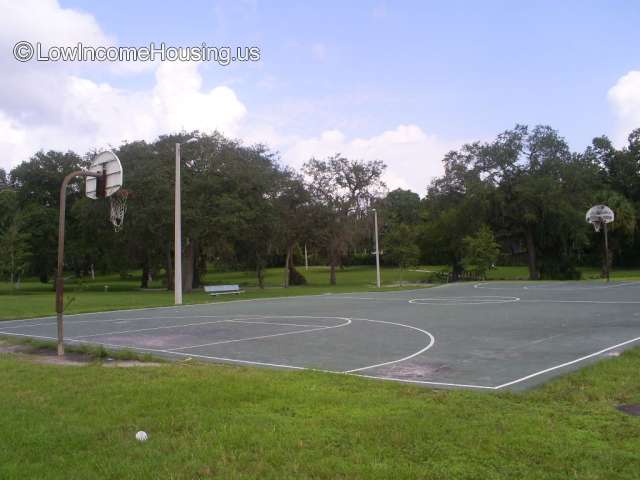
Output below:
[0,339,163,368]
[616,404,640,416]
[375,361,452,380]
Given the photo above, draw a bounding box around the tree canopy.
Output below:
[2,124,640,287]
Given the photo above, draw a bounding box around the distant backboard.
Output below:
[586,205,614,224]
[86,151,122,199]
[586,204,614,232]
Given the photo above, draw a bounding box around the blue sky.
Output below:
[2,0,640,193]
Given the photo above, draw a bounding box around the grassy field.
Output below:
[0,344,639,479]
[0,266,433,321]
[3,264,640,321]
[2,265,640,478]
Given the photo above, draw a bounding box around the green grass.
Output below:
[1,346,639,479]
[0,266,434,321]
[2,265,640,478]
[4,264,640,321]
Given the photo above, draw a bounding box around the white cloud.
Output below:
[280,124,453,193]
[0,0,452,194]
[0,1,247,170]
[608,70,640,145]
[2,0,111,48]
[0,62,248,169]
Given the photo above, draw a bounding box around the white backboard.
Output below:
[86,151,123,199]
[586,204,614,225]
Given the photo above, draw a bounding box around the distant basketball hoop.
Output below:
[586,205,614,233]
[586,204,614,282]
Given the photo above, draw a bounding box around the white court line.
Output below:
[4,328,639,391]
[493,335,640,389]
[0,331,492,390]
[227,319,329,328]
[343,318,434,373]
[0,285,440,326]
[171,317,353,350]
[70,317,331,340]
[474,281,640,291]
[0,331,311,370]
[71,319,233,339]
[350,373,497,390]
[328,296,407,301]
[0,314,250,330]
[408,296,520,306]
[520,299,640,304]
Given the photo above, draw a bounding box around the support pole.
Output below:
[56,170,99,357]
[373,209,381,288]
[175,143,183,305]
[304,244,308,271]
[603,222,610,283]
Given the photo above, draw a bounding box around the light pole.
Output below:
[373,208,381,288]
[175,138,197,305]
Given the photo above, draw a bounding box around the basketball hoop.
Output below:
[56,150,127,357]
[586,205,614,231]
[109,189,129,232]
[586,204,614,283]
[85,151,127,232]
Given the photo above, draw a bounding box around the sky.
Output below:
[1,0,639,194]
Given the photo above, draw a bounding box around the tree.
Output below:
[0,219,31,285]
[273,172,311,287]
[384,223,420,270]
[461,226,500,278]
[0,168,8,189]
[304,155,386,285]
[383,189,421,225]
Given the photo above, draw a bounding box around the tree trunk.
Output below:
[329,251,337,285]
[141,257,150,289]
[192,239,202,289]
[525,225,538,280]
[256,263,265,289]
[165,249,174,290]
[283,245,291,288]
[183,238,194,293]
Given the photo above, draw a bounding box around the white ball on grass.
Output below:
[135,431,148,442]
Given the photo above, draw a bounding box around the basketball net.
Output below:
[591,220,602,232]
[110,189,128,232]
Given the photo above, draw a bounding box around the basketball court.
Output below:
[2,280,640,391]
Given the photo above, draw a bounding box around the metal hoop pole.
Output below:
[56,170,101,356]
[603,222,610,283]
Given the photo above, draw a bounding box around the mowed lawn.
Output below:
[1,266,640,478]
[0,346,639,479]
[3,265,640,321]
[0,266,433,321]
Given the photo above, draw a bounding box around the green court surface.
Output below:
[2,280,640,390]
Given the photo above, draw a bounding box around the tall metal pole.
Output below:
[304,244,308,271]
[56,170,100,357]
[175,143,183,305]
[373,209,381,288]
[603,222,610,283]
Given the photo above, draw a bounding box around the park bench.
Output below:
[204,284,244,296]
